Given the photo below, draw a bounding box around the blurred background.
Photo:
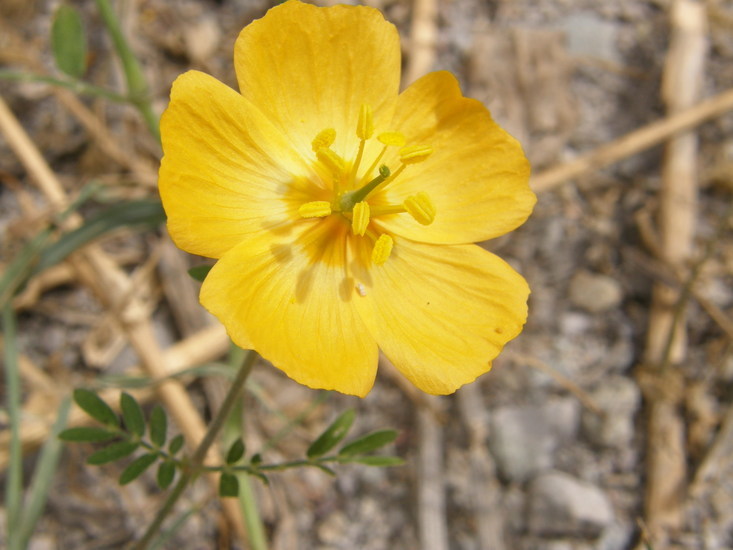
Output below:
[1,0,733,548]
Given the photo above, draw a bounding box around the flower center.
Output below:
[298,104,435,266]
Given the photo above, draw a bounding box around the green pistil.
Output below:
[339,165,391,212]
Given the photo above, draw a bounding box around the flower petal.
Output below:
[159,70,314,259]
[234,0,400,161]
[377,71,536,245]
[200,219,379,397]
[352,238,529,395]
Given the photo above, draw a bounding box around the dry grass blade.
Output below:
[0,96,247,541]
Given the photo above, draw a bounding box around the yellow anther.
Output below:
[357,104,374,140]
[371,234,394,265]
[403,192,436,225]
[378,132,406,147]
[316,147,345,175]
[351,201,370,236]
[399,144,433,164]
[312,128,336,152]
[298,201,332,218]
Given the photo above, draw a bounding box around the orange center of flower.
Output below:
[297,104,436,266]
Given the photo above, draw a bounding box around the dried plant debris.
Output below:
[2,0,733,549]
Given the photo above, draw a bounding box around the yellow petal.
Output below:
[200,219,379,397]
[377,71,536,245]
[352,238,529,395]
[159,71,312,259]
[233,0,400,161]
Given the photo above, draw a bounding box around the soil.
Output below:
[1,0,733,549]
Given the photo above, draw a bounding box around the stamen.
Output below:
[370,204,406,217]
[351,201,370,236]
[299,201,332,218]
[371,234,394,265]
[317,147,346,175]
[356,104,374,140]
[399,144,433,164]
[312,128,336,152]
[378,132,406,147]
[403,192,436,225]
[351,104,373,183]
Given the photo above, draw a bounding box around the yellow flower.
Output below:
[159,0,536,397]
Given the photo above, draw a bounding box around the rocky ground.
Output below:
[1,0,733,549]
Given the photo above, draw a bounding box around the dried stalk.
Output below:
[530,86,733,193]
[640,1,707,546]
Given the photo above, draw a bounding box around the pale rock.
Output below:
[528,471,615,537]
[489,399,580,482]
[184,16,221,64]
[581,375,641,448]
[568,271,623,313]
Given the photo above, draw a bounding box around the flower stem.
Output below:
[133,349,258,549]
[93,0,161,144]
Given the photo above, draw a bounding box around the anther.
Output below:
[378,132,406,147]
[399,144,433,164]
[298,201,332,218]
[351,201,370,236]
[403,192,436,225]
[371,234,394,265]
[312,128,336,152]
[357,104,374,140]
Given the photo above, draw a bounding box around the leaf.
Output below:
[306,409,355,459]
[338,429,398,457]
[34,200,166,274]
[58,427,119,443]
[250,453,262,466]
[226,438,245,465]
[250,471,269,486]
[119,453,158,485]
[187,265,213,282]
[87,441,139,465]
[0,226,53,309]
[219,473,239,497]
[157,461,176,489]
[51,5,87,78]
[120,392,145,437]
[341,456,405,467]
[312,463,336,476]
[73,388,118,427]
[168,434,184,456]
[149,405,167,448]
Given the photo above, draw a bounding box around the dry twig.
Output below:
[530,86,733,193]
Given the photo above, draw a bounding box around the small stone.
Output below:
[184,16,220,64]
[489,399,580,482]
[581,376,641,448]
[558,13,619,63]
[528,471,615,537]
[569,271,623,313]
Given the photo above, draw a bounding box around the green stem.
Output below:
[93,0,160,144]
[0,70,131,103]
[133,350,258,549]
[225,345,269,550]
[238,474,269,550]
[3,305,23,550]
